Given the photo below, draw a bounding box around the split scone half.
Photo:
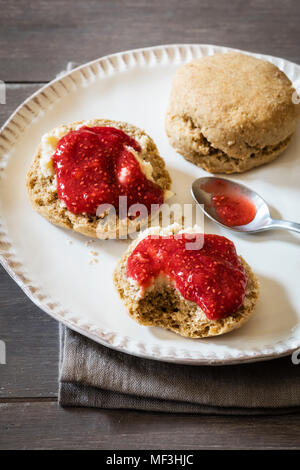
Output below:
[114,224,259,338]
[27,119,172,239]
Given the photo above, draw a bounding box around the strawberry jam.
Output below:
[126,234,248,320]
[203,179,256,227]
[52,126,164,215]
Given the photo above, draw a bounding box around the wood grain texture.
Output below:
[0,403,300,450]
[0,0,300,82]
[0,267,59,397]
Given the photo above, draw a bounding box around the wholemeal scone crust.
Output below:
[166,52,300,173]
[113,226,259,338]
[26,119,171,239]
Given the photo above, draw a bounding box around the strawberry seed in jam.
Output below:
[52,126,164,216]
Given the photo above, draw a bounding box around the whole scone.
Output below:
[114,224,259,338]
[166,52,300,173]
[27,119,172,239]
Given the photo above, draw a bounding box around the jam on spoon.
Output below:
[201,178,256,227]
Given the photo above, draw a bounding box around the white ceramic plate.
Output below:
[1,44,300,365]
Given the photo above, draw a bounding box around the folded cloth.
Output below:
[59,325,300,414]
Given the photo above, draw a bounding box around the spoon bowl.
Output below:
[191,177,300,234]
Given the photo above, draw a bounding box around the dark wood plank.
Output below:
[0,403,300,449]
[0,84,59,398]
[0,266,59,397]
[0,0,300,82]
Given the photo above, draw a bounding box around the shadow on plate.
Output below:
[232,128,300,192]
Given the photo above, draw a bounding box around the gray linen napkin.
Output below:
[59,324,300,414]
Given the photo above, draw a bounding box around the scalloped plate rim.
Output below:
[0,43,299,365]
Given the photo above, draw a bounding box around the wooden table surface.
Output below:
[1,0,300,450]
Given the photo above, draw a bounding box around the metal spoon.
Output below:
[191,176,300,234]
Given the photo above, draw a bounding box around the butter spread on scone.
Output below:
[27,119,172,238]
[40,121,154,183]
[113,224,259,338]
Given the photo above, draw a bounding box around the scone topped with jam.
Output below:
[166,52,300,174]
[114,224,259,338]
[27,119,171,238]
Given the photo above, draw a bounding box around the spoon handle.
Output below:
[270,219,300,234]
